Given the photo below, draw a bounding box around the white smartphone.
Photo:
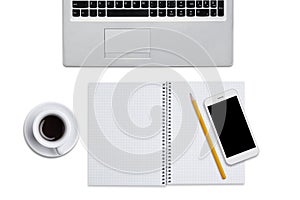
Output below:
[204,89,259,165]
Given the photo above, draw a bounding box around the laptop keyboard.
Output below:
[71,0,225,19]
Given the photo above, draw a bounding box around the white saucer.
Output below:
[24,103,79,158]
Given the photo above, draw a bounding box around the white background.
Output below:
[0,0,299,199]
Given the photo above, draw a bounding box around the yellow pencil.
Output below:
[190,93,226,179]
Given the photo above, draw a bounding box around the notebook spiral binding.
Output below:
[167,82,172,184]
[161,82,172,185]
[161,83,166,185]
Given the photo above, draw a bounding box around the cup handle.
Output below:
[55,145,68,156]
[55,133,78,156]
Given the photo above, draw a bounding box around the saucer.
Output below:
[24,103,79,158]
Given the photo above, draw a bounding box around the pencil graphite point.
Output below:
[190,93,194,101]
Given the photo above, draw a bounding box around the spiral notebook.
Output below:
[88,82,245,186]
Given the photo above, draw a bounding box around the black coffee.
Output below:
[39,115,65,141]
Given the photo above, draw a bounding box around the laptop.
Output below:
[63,0,233,67]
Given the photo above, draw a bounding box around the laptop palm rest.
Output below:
[104,28,151,59]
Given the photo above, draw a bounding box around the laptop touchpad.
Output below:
[104,28,151,58]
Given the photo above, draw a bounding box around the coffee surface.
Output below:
[39,115,65,141]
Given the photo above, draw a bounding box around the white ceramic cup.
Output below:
[32,110,71,149]
[24,102,78,158]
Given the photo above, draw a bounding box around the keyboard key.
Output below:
[81,9,89,17]
[167,1,175,8]
[177,1,185,8]
[90,9,97,17]
[107,9,149,17]
[116,1,123,8]
[133,1,140,8]
[98,1,106,8]
[159,9,166,16]
[218,9,224,16]
[124,1,132,8]
[177,9,185,17]
[211,0,217,8]
[72,9,80,17]
[203,0,209,8]
[73,1,88,8]
[187,1,195,8]
[150,1,157,8]
[141,1,149,8]
[196,9,209,16]
[98,9,106,16]
[90,1,97,8]
[187,9,195,16]
[196,1,202,8]
[107,1,114,8]
[159,1,166,8]
[167,9,175,16]
[211,9,217,16]
[150,9,158,16]
[218,0,224,8]
[218,0,224,16]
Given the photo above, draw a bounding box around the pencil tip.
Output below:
[189,93,194,101]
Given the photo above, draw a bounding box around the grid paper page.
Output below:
[169,82,245,185]
[88,82,164,186]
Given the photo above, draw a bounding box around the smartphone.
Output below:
[204,89,259,165]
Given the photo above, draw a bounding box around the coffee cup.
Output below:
[24,103,78,158]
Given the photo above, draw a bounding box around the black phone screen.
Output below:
[208,96,256,158]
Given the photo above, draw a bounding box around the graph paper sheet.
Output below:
[169,82,245,185]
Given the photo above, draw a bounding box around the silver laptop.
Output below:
[63,0,233,67]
